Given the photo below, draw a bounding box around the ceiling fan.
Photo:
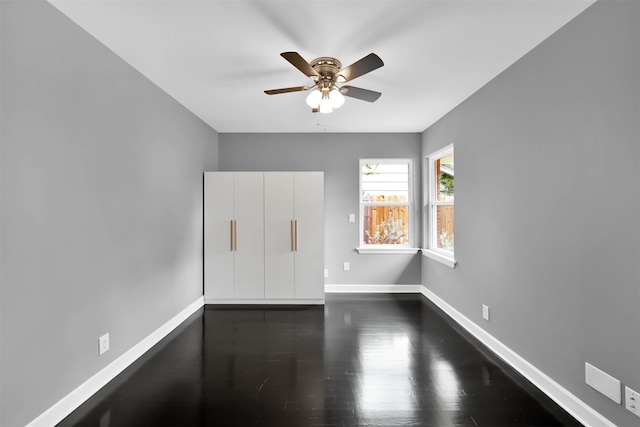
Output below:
[264,52,384,113]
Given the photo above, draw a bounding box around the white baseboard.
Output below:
[325,284,422,293]
[26,297,205,427]
[420,286,614,427]
[204,298,324,305]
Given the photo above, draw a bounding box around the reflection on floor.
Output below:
[58,294,581,426]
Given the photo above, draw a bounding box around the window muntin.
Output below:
[360,159,413,247]
[428,146,454,255]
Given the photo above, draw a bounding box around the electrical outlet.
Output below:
[324,269,329,278]
[625,386,640,418]
[99,333,110,355]
[343,262,350,271]
[482,304,490,321]
[348,213,355,223]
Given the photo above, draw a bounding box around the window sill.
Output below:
[421,249,457,268]
[356,247,421,255]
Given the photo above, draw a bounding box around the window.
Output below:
[425,145,455,265]
[358,159,416,253]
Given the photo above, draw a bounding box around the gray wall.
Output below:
[219,133,422,286]
[0,2,218,426]
[421,1,639,425]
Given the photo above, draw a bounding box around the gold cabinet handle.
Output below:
[230,220,234,251]
[290,220,295,252]
[294,219,299,251]
[234,220,238,251]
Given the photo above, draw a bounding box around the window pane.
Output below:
[361,162,409,202]
[362,163,408,175]
[436,205,454,251]
[436,154,454,202]
[363,205,409,245]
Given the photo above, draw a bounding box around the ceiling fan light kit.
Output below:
[306,87,345,114]
[265,52,383,114]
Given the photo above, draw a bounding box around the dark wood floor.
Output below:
[59,294,581,426]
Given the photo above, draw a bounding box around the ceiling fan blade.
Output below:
[340,86,382,102]
[339,53,384,82]
[281,52,319,78]
[264,86,310,95]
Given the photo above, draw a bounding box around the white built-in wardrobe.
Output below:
[204,171,325,304]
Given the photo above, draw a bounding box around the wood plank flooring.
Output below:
[58,294,581,426]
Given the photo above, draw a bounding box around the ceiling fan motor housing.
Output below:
[310,57,343,89]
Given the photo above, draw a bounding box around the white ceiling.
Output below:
[48,0,595,133]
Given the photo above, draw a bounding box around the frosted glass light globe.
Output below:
[305,90,322,108]
[319,97,333,114]
[330,89,345,108]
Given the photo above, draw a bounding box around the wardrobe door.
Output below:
[264,172,295,299]
[233,172,265,299]
[204,172,235,299]
[294,172,325,299]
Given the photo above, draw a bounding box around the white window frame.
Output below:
[423,144,456,267]
[357,158,418,254]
